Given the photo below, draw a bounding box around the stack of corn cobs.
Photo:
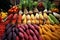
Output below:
[0,0,60,40]
[1,9,60,40]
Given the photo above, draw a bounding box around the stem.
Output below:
[24,8,28,14]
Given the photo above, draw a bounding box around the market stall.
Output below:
[0,0,60,40]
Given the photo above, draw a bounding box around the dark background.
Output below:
[0,0,12,11]
[0,0,60,12]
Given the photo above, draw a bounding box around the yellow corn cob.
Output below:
[42,27,47,34]
[45,19,50,24]
[39,20,43,24]
[44,24,51,29]
[39,25,43,28]
[23,18,27,24]
[31,20,36,24]
[35,13,39,19]
[26,14,31,20]
[47,32,58,40]
[35,19,39,24]
[42,27,58,40]
[51,32,60,39]
[56,29,60,32]
[54,24,60,29]
[43,12,48,19]
[43,35,51,40]
[22,14,26,20]
[27,20,31,24]
[31,14,35,20]
[49,24,56,32]
[43,25,51,32]
[39,27,43,35]
[39,12,44,20]
[54,31,60,37]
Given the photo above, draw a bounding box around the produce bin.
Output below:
[0,0,60,40]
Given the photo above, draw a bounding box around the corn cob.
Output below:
[54,24,60,29]
[35,19,39,24]
[49,14,59,24]
[48,16,55,24]
[43,25,51,32]
[23,18,27,24]
[44,24,51,29]
[39,12,44,20]
[39,27,43,35]
[31,14,35,20]
[22,14,26,20]
[51,32,60,39]
[43,35,51,40]
[42,27,58,40]
[49,24,56,32]
[39,20,43,24]
[31,20,36,24]
[43,12,48,19]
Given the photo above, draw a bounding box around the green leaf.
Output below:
[50,3,56,8]
[28,0,33,10]
[33,1,38,7]
[43,0,51,10]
